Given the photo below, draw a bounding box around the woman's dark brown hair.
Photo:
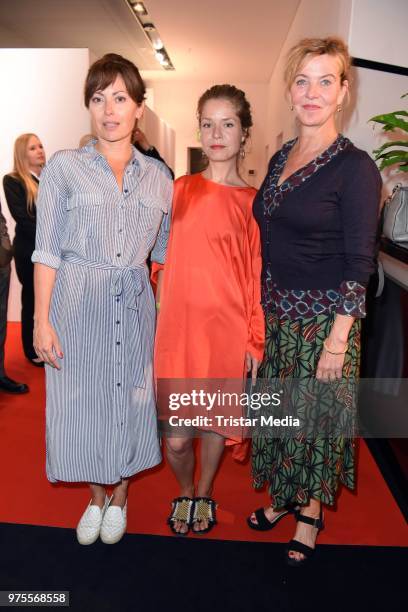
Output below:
[197,84,253,141]
[84,53,146,107]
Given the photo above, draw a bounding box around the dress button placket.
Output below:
[114,289,123,426]
[114,193,126,434]
[114,289,123,437]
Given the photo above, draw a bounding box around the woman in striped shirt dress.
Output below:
[32,54,172,545]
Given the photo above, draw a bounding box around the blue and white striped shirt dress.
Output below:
[32,142,173,483]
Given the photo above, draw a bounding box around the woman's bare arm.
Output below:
[33,263,63,369]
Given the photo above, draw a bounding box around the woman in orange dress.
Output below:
[154,85,264,535]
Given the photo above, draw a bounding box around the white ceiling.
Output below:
[143,0,300,82]
[0,0,160,69]
[0,0,301,82]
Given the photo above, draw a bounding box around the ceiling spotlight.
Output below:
[126,0,174,70]
[132,2,147,14]
[152,38,164,51]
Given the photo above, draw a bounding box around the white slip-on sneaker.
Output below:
[76,495,110,545]
[100,500,127,544]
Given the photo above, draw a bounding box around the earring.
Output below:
[337,105,342,113]
[240,147,246,159]
[196,129,201,142]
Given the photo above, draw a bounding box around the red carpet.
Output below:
[1,322,407,546]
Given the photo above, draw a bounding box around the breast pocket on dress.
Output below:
[139,194,168,213]
[138,195,167,228]
[67,193,105,237]
[65,193,106,258]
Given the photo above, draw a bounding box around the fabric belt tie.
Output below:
[61,254,146,388]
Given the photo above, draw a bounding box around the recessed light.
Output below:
[152,38,164,51]
[132,2,147,15]
[126,1,175,70]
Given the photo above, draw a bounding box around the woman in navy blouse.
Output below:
[247,37,381,565]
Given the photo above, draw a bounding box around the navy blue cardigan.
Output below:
[253,143,382,289]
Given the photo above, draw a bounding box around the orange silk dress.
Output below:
[154,173,265,444]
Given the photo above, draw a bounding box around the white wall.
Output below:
[140,105,176,172]
[349,0,408,67]
[346,0,408,193]
[0,49,91,321]
[144,80,268,186]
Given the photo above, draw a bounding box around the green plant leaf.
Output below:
[373,140,408,155]
[375,149,408,160]
[371,111,408,119]
[370,95,408,174]
[378,154,408,170]
[369,111,408,133]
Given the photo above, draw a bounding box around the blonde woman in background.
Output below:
[3,134,46,365]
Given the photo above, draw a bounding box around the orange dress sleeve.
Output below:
[246,200,265,363]
[150,261,164,294]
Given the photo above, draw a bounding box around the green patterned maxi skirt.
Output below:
[251,311,360,508]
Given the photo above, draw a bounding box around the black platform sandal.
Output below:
[192,497,217,534]
[167,497,194,537]
[247,502,299,532]
[285,509,324,566]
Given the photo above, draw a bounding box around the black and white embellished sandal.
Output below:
[167,497,194,537]
[192,497,217,535]
[285,509,324,566]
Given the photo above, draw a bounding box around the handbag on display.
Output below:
[382,183,408,245]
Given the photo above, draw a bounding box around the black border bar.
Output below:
[352,57,408,77]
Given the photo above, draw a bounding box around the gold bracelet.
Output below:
[155,302,160,311]
[323,339,348,355]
